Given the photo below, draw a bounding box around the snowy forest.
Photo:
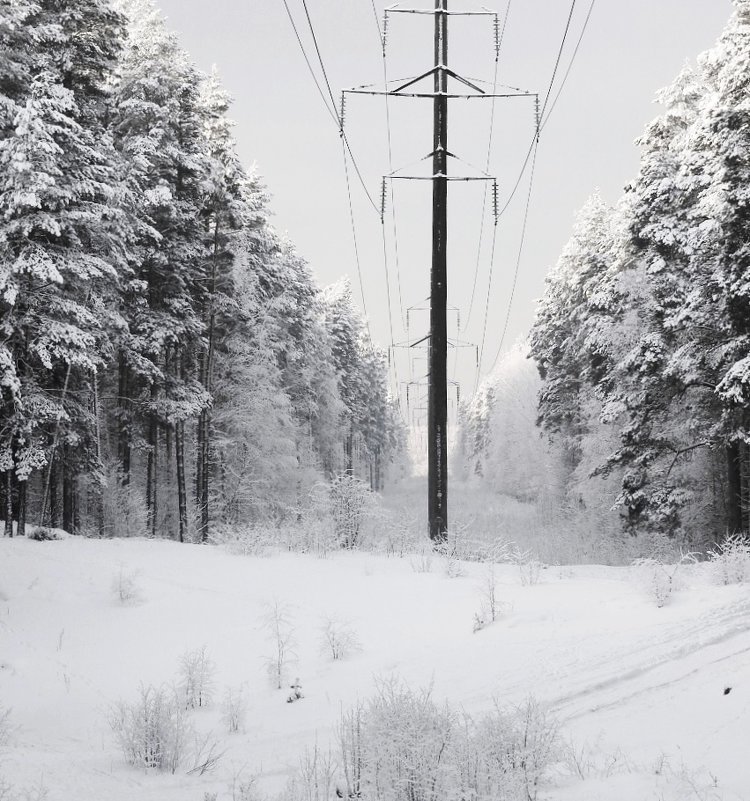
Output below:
[2,1,750,801]
[459,2,750,552]
[0,0,405,544]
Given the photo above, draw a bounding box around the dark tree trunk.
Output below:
[199,409,210,542]
[4,471,12,537]
[62,467,75,534]
[118,353,131,485]
[727,441,743,537]
[146,390,159,538]
[49,459,59,529]
[345,428,354,476]
[175,421,188,543]
[17,480,26,538]
[92,370,105,538]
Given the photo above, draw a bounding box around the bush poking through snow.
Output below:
[285,743,338,801]
[630,552,696,607]
[474,564,510,632]
[179,646,216,709]
[111,566,141,604]
[261,601,297,689]
[221,685,248,734]
[513,548,544,586]
[319,616,362,661]
[631,558,677,607]
[708,534,750,585]
[110,684,187,772]
[187,731,224,776]
[328,474,375,549]
[338,681,559,801]
[26,527,66,541]
[409,547,434,574]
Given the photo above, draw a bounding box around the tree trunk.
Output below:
[49,459,59,529]
[345,427,354,476]
[146,388,159,538]
[118,353,131,485]
[727,441,743,537]
[62,465,75,535]
[165,422,175,539]
[175,421,188,543]
[4,471,12,538]
[17,480,26,538]
[92,370,105,538]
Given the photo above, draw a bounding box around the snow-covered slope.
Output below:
[0,537,747,800]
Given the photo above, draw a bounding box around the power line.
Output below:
[280,0,339,126]
[540,0,577,118]
[473,0,592,384]
[488,137,540,374]
[494,0,591,221]
[465,1,512,331]
[540,0,597,131]
[377,9,407,333]
[340,137,374,345]
[283,0,381,215]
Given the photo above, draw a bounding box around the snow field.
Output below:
[0,536,748,800]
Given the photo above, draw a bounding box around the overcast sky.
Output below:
[155,0,732,422]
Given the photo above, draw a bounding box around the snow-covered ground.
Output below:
[0,535,748,801]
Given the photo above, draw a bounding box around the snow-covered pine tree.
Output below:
[702,0,750,534]
[111,0,210,539]
[530,194,625,489]
[193,66,249,542]
[0,0,127,536]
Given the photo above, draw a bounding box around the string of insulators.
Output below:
[493,14,501,60]
[534,94,541,136]
[380,178,387,222]
[339,91,346,135]
[456,383,461,407]
[492,180,499,225]
[382,12,389,56]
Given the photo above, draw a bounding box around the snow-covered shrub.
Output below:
[441,546,466,578]
[221,685,248,734]
[209,524,279,557]
[338,684,558,801]
[379,510,424,558]
[630,552,699,607]
[473,564,510,632]
[708,534,750,585]
[328,474,376,549]
[631,558,675,607]
[409,547,434,573]
[26,526,66,541]
[319,616,362,661]
[187,731,224,776]
[111,566,141,604]
[110,684,187,772]
[343,681,454,801]
[261,601,297,689]
[179,646,216,709]
[285,743,338,801]
[452,699,559,801]
[513,548,544,586]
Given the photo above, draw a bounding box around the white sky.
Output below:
[155,0,732,422]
